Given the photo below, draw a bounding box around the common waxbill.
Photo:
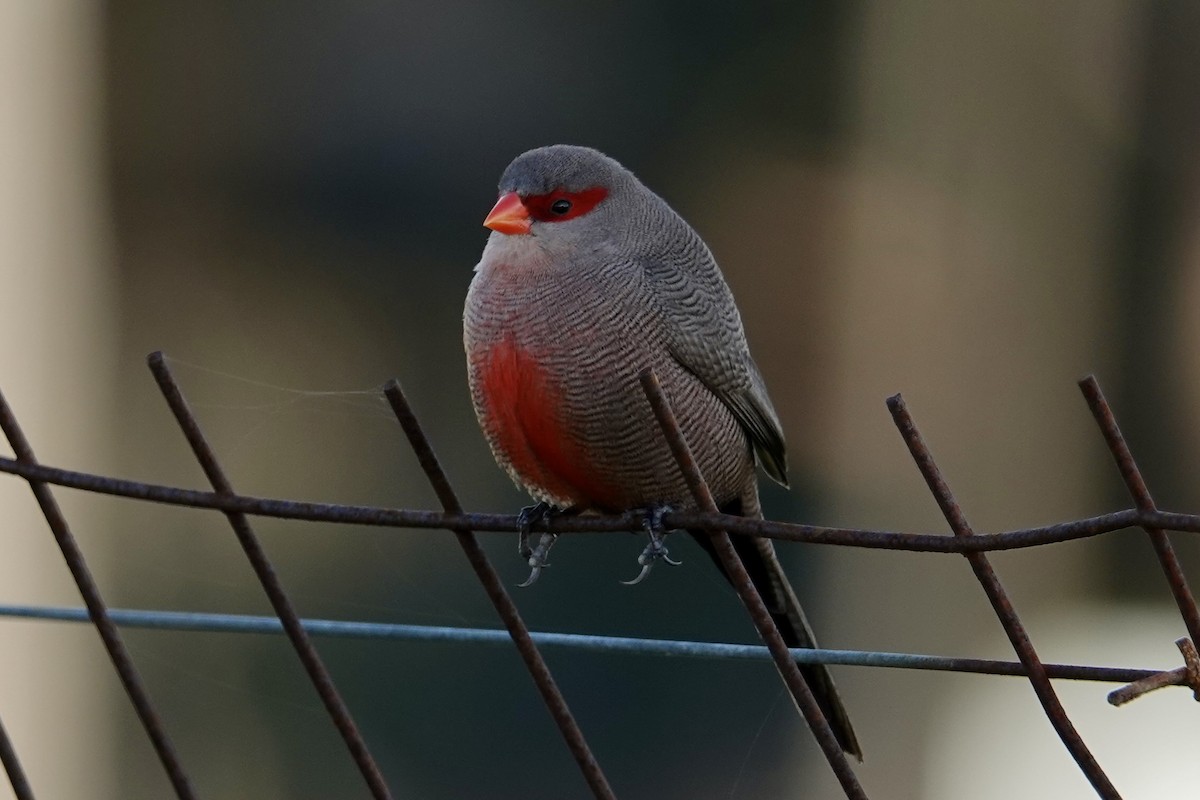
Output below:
[463,144,860,758]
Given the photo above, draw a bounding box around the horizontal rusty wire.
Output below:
[0,602,1181,687]
[1108,637,1200,705]
[2,454,1199,551]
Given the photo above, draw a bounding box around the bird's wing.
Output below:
[640,248,789,486]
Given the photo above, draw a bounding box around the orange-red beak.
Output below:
[483,191,531,235]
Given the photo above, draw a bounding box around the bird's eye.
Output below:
[522,187,608,222]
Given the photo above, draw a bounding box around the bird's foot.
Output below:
[518,532,559,588]
[517,502,558,587]
[517,501,555,560]
[622,505,681,586]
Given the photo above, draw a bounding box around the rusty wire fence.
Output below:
[0,352,1197,799]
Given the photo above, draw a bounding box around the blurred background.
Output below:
[1,2,1199,798]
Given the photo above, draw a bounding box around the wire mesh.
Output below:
[0,358,1197,799]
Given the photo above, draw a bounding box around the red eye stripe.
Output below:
[522,187,609,223]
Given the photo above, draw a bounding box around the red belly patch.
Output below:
[476,335,617,508]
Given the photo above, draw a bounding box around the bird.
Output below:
[462,144,860,758]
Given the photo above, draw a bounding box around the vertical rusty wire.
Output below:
[638,370,868,800]
[382,381,617,800]
[887,393,1121,800]
[1079,376,1200,648]
[147,353,394,800]
[0,389,197,800]
[0,716,33,800]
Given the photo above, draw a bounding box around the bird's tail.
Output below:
[690,499,862,760]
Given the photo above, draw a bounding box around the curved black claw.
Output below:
[517,501,554,560]
[518,532,559,588]
[621,505,680,585]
